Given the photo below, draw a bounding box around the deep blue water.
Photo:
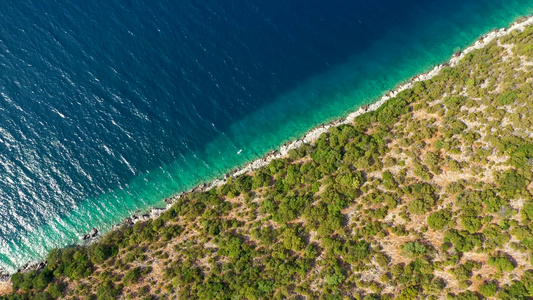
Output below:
[0,0,531,272]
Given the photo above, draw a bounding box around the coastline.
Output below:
[149,14,533,216]
[2,15,533,281]
[95,13,533,237]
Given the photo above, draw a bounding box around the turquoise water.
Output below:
[0,0,532,272]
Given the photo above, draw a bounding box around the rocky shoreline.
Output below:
[0,261,47,282]
[1,15,532,282]
[117,15,533,229]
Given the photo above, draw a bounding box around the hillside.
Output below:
[3,24,533,300]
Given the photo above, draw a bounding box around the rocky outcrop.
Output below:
[0,258,46,282]
[0,269,10,282]
[17,261,46,273]
[82,228,99,241]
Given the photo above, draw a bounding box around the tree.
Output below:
[453,290,481,300]
[488,254,515,272]
[46,248,63,270]
[460,216,482,233]
[96,281,121,300]
[427,210,452,230]
[31,269,52,290]
[408,196,435,215]
[451,264,472,281]
[124,267,142,286]
[498,170,528,198]
[281,227,304,252]
[522,200,533,221]
[89,244,114,264]
[47,282,66,299]
[478,282,497,297]
[400,241,428,258]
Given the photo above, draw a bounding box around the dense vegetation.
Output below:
[3,25,533,300]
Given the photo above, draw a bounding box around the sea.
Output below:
[0,0,531,273]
